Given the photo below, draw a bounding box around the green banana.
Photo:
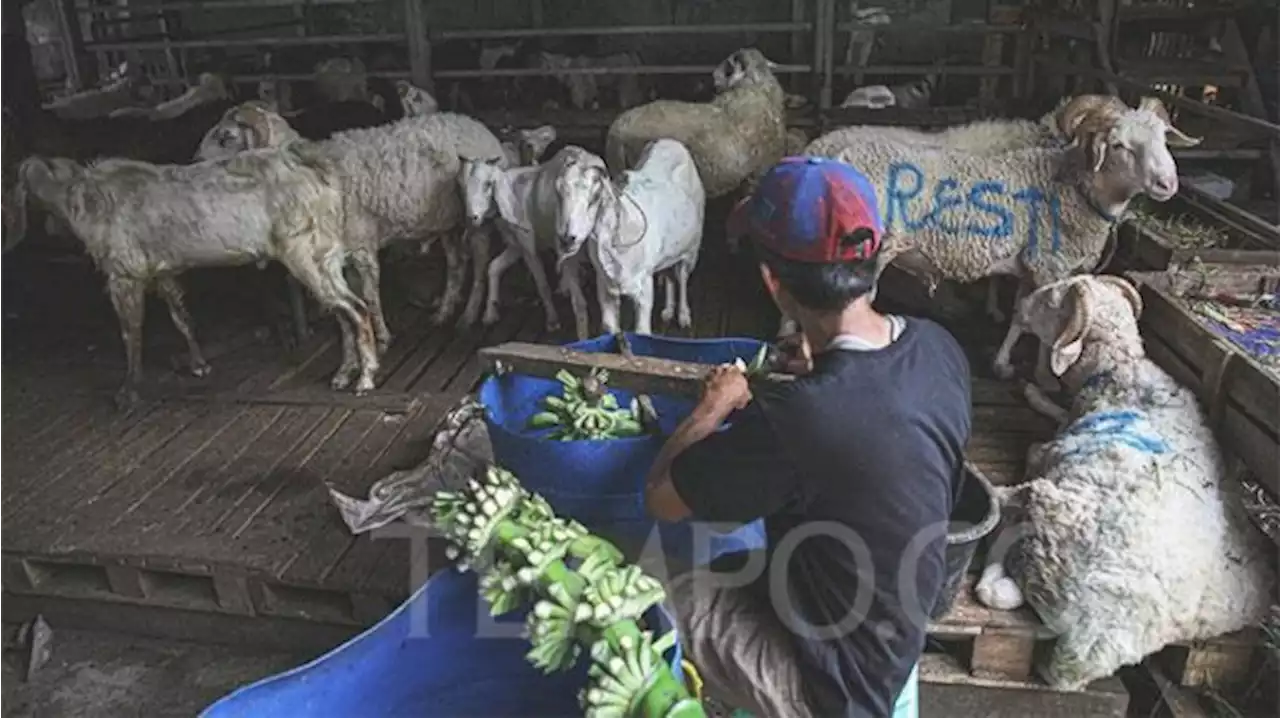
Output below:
[527,367,655,441]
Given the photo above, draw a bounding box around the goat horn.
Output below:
[1093,275,1143,318]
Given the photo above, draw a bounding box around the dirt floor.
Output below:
[1,627,313,718]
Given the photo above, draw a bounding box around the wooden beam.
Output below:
[478,341,793,399]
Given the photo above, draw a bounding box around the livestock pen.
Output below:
[5,2,1279,717]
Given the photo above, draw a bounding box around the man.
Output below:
[645,157,972,717]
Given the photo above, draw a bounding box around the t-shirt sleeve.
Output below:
[669,401,800,525]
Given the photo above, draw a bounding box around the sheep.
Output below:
[313,57,370,103]
[196,103,508,342]
[775,97,1202,338]
[810,94,1131,159]
[536,51,645,110]
[46,61,148,120]
[555,140,705,338]
[107,72,230,120]
[395,81,439,117]
[18,147,380,408]
[839,74,936,110]
[974,275,1275,689]
[496,125,558,167]
[604,48,787,199]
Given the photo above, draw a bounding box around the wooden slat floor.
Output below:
[1,241,1052,615]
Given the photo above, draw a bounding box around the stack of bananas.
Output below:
[528,368,647,441]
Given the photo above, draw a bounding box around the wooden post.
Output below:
[55,0,93,90]
[404,0,432,92]
[790,0,806,97]
[980,6,1020,111]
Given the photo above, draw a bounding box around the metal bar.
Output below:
[1179,185,1280,249]
[84,33,404,51]
[833,64,1016,76]
[1036,58,1280,140]
[146,69,412,87]
[432,22,813,41]
[77,0,380,14]
[433,64,812,79]
[833,22,1022,35]
[1173,149,1265,160]
[479,342,793,400]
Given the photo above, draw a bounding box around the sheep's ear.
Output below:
[1050,282,1092,377]
[1095,275,1143,318]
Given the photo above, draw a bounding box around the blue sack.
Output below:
[479,334,768,566]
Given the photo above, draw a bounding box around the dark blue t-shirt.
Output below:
[670,317,971,717]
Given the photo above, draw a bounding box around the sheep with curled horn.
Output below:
[975,274,1274,690]
[785,96,1201,354]
[17,143,378,409]
[197,101,508,347]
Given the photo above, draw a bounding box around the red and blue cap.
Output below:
[729,156,883,263]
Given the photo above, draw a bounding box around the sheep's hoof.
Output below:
[429,307,452,326]
[459,305,483,328]
[482,307,501,326]
[678,310,692,329]
[661,308,675,324]
[544,315,561,333]
[353,377,376,395]
[376,335,393,356]
[330,370,356,391]
[987,306,1007,324]
[114,386,142,412]
[992,360,1016,381]
[190,362,212,378]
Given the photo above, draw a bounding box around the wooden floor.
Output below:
[1,240,1054,625]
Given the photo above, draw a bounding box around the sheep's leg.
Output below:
[676,260,694,329]
[280,252,379,394]
[559,255,591,340]
[155,276,210,378]
[460,225,491,329]
[991,321,1023,381]
[1023,381,1069,425]
[351,249,392,354]
[286,275,311,346]
[660,274,677,325]
[1032,342,1063,394]
[985,278,1006,324]
[107,276,147,410]
[516,239,561,332]
[484,242,523,326]
[596,274,623,336]
[432,233,465,325]
[632,275,655,336]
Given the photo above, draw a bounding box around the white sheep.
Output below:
[107,72,231,120]
[604,48,787,199]
[537,51,645,111]
[496,125,558,168]
[776,97,1201,338]
[197,102,508,343]
[47,61,147,120]
[395,80,439,117]
[555,140,705,337]
[313,57,369,103]
[839,75,935,110]
[18,148,379,407]
[974,275,1275,689]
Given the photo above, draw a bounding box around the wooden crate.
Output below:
[1117,189,1280,272]
[1127,268,1280,497]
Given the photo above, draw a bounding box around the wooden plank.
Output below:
[2,404,209,551]
[162,385,421,414]
[1142,659,1210,718]
[931,575,1051,639]
[919,654,1130,718]
[971,630,1037,681]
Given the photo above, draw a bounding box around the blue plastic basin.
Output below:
[479,333,768,566]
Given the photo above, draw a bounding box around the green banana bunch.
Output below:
[528,368,648,441]
[429,466,706,718]
[732,344,772,378]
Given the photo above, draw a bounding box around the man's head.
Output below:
[729,157,882,319]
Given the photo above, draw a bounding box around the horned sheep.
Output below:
[975,275,1275,689]
[556,140,706,339]
[774,97,1201,338]
[197,103,509,348]
[604,48,787,199]
[18,147,379,408]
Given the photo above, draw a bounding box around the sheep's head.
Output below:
[257,79,293,112]
[313,56,368,103]
[396,81,438,117]
[517,125,557,165]
[457,157,504,228]
[553,148,611,259]
[196,101,300,161]
[1002,275,1145,378]
[195,72,232,101]
[1070,97,1201,204]
[712,48,779,93]
[841,84,897,109]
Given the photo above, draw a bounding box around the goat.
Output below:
[18,148,379,408]
[555,140,705,337]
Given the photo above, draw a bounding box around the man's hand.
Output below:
[776,332,814,376]
[697,363,752,421]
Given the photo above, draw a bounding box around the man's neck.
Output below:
[797,300,891,350]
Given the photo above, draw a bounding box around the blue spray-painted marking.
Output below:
[1057,409,1169,461]
[878,161,1061,250]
